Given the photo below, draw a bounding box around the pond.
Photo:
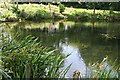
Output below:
[1,20,120,78]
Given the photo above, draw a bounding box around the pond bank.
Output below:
[1,3,120,22]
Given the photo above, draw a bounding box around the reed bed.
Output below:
[1,34,70,79]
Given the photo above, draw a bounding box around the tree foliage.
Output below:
[59,3,65,13]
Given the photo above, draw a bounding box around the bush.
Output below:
[59,3,65,13]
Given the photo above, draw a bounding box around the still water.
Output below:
[1,20,120,78]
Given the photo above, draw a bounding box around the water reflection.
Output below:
[0,21,120,78]
[0,27,1,72]
[0,27,2,47]
[59,42,88,78]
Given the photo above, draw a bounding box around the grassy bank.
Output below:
[0,3,120,22]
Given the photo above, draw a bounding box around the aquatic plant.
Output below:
[88,57,119,79]
[0,68,12,80]
[1,34,70,79]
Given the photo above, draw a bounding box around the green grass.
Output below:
[1,3,120,22]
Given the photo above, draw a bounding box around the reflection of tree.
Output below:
[3,21,120,66]
[65,26,119,66]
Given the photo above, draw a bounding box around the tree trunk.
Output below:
[16,0,18,9]
[48,3,52,17]
[93,6,95,16]
[93,6,96,20]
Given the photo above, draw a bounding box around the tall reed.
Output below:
[1,34,69,79]
[88,57,119,79]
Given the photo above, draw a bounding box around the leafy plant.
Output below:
[59,3,65,13]
[1,34,70,79]
[88,57,119,78]
[0,69,12,80]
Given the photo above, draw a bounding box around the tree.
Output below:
[59,3,65,13]
[48,3,52,16]
[85,2,102,20]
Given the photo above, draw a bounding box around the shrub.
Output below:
[59,3,65,14]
